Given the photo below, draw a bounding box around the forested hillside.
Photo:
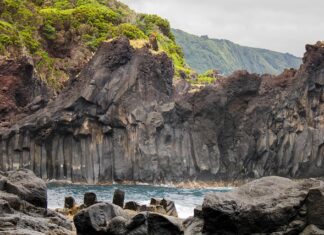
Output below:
[173,29,302,75]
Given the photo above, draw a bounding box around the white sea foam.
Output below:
[47,184,231,219]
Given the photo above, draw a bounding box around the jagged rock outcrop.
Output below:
[0,38,323,183]
[200,176,324,234]
[0,169,72,234]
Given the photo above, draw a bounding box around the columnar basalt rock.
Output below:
[0,38,323,183]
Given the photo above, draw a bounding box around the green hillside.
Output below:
[0,0,185,90]
[172,29,302,75]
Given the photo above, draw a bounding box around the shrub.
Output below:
[136,14,174,40]
[42,22,56,40]
[114,23,147,40]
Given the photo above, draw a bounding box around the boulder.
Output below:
[124,201,141,211]
[183,217,203,235]
[202,176,323,234]
[64,196,76,209]
[0,170,72,234]
[84,192,97,207]
[161,199,178,217]
[301,225,324,235]
[73,202,130,235]
[106,216,128,235]
[147,213,183,235]
[147,198,178,217]
[4,169,47,208]
[306,186,324,229]
[113,189,125,208]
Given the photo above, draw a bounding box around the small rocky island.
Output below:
[0,169,323,234]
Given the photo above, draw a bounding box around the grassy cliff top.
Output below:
[0,0,187,90]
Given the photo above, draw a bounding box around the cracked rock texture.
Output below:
[0,38,323,184]
[201,176,324,234]
[0,169,72,234]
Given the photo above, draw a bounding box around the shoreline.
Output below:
[46,176,324,189]
[46,179,242,189]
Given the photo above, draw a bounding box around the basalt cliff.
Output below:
[0,38,323,184]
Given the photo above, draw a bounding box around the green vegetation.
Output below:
[186,69,219,85]
[0,0,189,90]
[172,29,302,75]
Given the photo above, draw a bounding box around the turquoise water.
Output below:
[47,184,231,218]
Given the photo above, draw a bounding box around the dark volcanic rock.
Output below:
[147,213,183,235]
[74,202,131,235]
[124,201,141,211]
[306,186,324,229]
[64,196,76,209]
[84,192,98,207]
[113,189,125,208]
[0,169,72,234]
[0,39,324,183]
[202,176,324,234]
[4,169,47,208]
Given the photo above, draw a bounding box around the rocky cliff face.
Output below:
[0,57,48,126]
[0,38,323,184]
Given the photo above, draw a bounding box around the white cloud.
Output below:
[120,0,324,56]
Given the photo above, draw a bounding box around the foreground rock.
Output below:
[73,202,183,235]
[71,176,324,235]
[0,169,72,234]
[201,176,324,234]
[0,38,324,183]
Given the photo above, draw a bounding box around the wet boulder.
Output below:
[113,189,125,208]
[84,192,98,208]
[148,198,178,217]
[161,198,178,217]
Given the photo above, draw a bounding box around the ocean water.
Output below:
[47,184,231,218]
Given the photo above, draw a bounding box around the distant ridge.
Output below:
[172,29,302,75]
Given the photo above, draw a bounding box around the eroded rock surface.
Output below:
[73,202,183,235]
[201,176,324,234]
[0,38,323,183]
[0,169,72,234]
[0,57,48,126]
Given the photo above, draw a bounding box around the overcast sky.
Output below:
[120,0,324,57]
